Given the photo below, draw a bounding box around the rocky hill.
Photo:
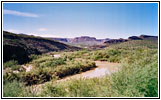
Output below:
[3,31,80,64]
[50,36,111,43]
[140,35,158,39]
[50,36,111,47]
[50,35,158,49]
[104,35,158,45]
[69,36,97,43]
[128,36,142,40]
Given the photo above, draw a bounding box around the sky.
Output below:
[3,3,158,39]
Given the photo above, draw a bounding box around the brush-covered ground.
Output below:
[3,39,158,97]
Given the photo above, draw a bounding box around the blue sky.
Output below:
[3,3,158,39]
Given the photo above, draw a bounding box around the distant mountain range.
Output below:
[49,35,158,47]
[49,36,110,47]
[104,35,158,44]
[50,36,110,43]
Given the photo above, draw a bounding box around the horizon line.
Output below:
[3,30,158,40]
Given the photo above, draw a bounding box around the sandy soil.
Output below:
[22,65,33,72]
[53,54,61,59]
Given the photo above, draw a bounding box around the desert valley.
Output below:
[2,2,159,98]
[3,31,158,97]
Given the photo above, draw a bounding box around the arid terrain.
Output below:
[3,31,158,97]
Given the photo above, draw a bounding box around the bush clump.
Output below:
[3,80,25,97]
[39,48,158,97]
[55,60,96,78]
[3,60,20,70]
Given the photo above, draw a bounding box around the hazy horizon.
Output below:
[3,3,158,39]
[3,30,158,40]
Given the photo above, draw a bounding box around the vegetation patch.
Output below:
[3,38,158,97]
[39,48,158,97]
[3,60,20,70]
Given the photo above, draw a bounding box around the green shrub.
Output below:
[20,68,57,85]
[41,83,67,97]
[40,48,158,97]
[39,58,66,68]
[41,77,112,97]
[89,49,122,62]
[55,60,96,78]
[110,39,158,50]
[110,49,158,97]
[3,60,20,70]
[3,80,38,97]
[107,48,121,56]
[33,56,53,64]
[3,80,24,97]
[29,54,39,60]
[3,72,21,84]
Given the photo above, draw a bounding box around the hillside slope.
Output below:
[104,35,158,45]
[3,31,79,64]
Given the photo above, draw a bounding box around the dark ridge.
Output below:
[128,36,142,40]
[3,31,80,64]
[140,35,158,39]
[103,35,158,45]
[104,38,128,44]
